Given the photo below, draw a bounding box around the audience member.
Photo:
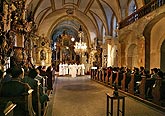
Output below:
[0,66,30,97]
[46,66,53,95]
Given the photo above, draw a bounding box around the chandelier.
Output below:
[74,26,87,54]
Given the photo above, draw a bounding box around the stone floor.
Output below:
[46,75,165,116]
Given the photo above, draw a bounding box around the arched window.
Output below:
[112,16,118,38]
[128,0,137,15]
[102,26,106,44]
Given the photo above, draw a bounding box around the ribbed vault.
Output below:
[25,0,144,48]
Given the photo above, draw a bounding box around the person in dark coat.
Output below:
[22,68,49,115]
[46,66,53,95]
[0,67,30,97]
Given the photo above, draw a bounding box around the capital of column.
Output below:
[104,35,113,44]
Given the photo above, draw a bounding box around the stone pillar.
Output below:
[104,36,113,67]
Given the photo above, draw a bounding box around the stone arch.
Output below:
[160,40,165,72]
[143,12,165,70]
[127,44,138,69]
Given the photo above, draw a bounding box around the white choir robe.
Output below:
[69,64,72,76]
[65,64,69,75]
[59,63,63,75]
[62,63,65,75]
[81,64,85,75]
[71,64,78,78]
[77,65,81,75]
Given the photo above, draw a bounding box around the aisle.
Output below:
[50,76,165,116]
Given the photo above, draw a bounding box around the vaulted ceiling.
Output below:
[25,0,144,48]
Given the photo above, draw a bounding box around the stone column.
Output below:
[104,36,113,67]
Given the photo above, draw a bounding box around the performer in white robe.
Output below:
[68,64,72,76]
[81,63,85,75]
[65,63,69,75]
[59,63,63,76]
[62,63,65,75]
[77,64,81,76]
[71,63,77,78]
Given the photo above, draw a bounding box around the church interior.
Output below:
[0,0,165,116]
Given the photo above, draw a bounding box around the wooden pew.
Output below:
[98,69,102,82]
[0,89,36,116]
[33,79,50,116]
[100,69,104,82]
[101,69,104,82]
[109,72,113,86]
[106,69,112,85]
[152,78,162,105]
[109,72,118,87]
[32,81,41,116]
[105,69,109,85]
[139,76,146,99]
[114,72,119,85]
[95,69,98,81]
[121,73,126,91]
[128,74,135,94]
[0,101,17,116]
[102,68,107,83]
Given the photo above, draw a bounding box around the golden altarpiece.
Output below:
[0,0,52,70]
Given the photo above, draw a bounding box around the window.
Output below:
[128,0,137,15]
[112,16,118,38]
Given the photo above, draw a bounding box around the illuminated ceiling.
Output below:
[25,0,144,47]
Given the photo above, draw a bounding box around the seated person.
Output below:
[0,67,30,97]
[0,67,31,115]
[145,68,158,99]
[22,68,49,106]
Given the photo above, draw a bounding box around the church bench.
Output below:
[121,73,126,91]
[102,68,107,83]
[152,78,165,106]
[109,71,118,87]
[42,76,48,94]
[95,69,99,81]
[0,101,16,116]
[139,75,146,99]
[100,69,104,82]
[128,74,135,94]
[32,82,42,116]
[105,69,112,85]
[114,72,119,86]
[98,69,102,82]
[117,72,124,88]
[90,69,97,80]
[0,89,36,116]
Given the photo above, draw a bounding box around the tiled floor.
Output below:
[46,75,165,116]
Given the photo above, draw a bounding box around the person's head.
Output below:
[11,67,24,79]
[37,66,42,71]
[153,68,158,74]
[140,66,144,71]
[158,70,164,79]
[46,66,52,72]
[28,69,38,79]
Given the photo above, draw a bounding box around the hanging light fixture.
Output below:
[74,25,87,54]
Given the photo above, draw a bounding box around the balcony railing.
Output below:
[119,0,165,29]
